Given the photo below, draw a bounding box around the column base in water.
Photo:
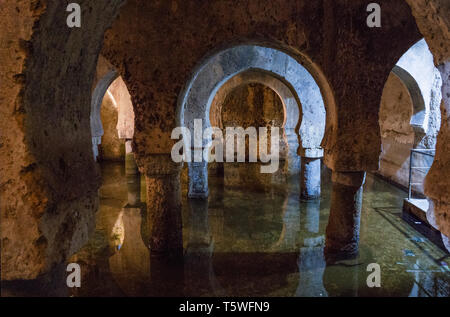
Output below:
[325,171,366,262]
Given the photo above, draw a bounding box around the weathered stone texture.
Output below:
[2,0,448,281]
[102,0,421,172]
[0,0,125,280]
[406,0,450,236]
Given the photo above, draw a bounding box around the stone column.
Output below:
[187,142,209,198]
[92,136,102,161]
[188,160,209,199]
[325,171,366,261]
[143,154,183,258]
[299,148,323,200]
[125,139,141,207]
[304,199,321,234]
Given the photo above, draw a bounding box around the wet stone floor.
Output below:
[2,161,450,297]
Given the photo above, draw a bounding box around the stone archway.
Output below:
[378,39,442,193]
[178,45,329,199]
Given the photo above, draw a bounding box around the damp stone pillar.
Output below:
[143,154,183,258]
[299,148,323,200]
[325,171,366,260]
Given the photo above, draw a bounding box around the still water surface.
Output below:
[68,162,448,297]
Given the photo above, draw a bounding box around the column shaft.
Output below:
[145,173,183,256]
[142,155,183,258]
[325,171,366,261]
[300,157,321,200]
[188,161,209,199]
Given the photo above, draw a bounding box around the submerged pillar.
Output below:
[299,148,323,200]
[144,155,183,258]
[325,171,366,261]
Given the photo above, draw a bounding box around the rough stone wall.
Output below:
[0,0,125,280]
[0,0,46,281]
[102,0,421,173]
[379,73,415,190]
[406,0,450,236]
[378,37,442,197]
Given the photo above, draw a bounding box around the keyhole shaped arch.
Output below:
[177,44,333,198]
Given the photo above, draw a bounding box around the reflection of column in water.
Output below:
[125,139,141,207]
[187,199,211,247]
[273,186,300,250]
[109,206,150,296]
[304,200,320,234]
[149,253,185,297]
[184,199,224,296]
[322,258,359,297]
[405,257,441,297]
[296,238,328,297]
[296,199,328,297]
[126,174,141,207]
